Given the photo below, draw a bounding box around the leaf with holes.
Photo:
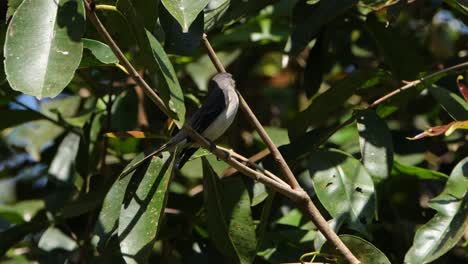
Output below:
[308,149,376,234]
[404,157,468,264]
[4,0,85,98]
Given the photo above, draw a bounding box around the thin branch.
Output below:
[183,125,360,264]
[11,99,82,136]
[83,0,173,119]
[202,34,301,190]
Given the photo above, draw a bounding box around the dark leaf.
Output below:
[428,85,468,121]
[0,109,43,131]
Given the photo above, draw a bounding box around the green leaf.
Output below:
[252,126,290,147]
[308,149,376,234]
[6,0,24,20]
[4,0,85,98]
[94,153,146,250]
[0,110,43,131]
[80,39,119,68]
[444,0,468,16]
[356,109,394,182]
[428,85,468,121]
[392,160,449,180]
[160,4,203,56]
[116,0,185,125]
[48,133,80,183]
[322,235,391,264]
[161,0,209,32]
[118,152,176,264]
[404,157,468,264]
[288,70,378,139]
[38,227,78,252]
[202,158,257,264]
[288,0,357,56]
[276,209,302,227]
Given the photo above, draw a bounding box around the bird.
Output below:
[120,72,239,177]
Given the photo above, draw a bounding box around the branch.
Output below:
[83,0,173,119]
[183,125,360,264]
[201,34,301,190]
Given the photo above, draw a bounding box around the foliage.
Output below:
[0,0,467,263]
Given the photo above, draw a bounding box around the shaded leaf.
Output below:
[0,109,43,131]
[161,0,209,32]
[203,158,257,264]
[4,0,85,98]
[392,160,449,181]
[118,152,176,264]
[444,0,468,16]
[322,234,391,264]
[288,0,357,56]
[429,85,468,121]
[308,149,376,234]
[404,157,468,264]
[79,38,119,68]
[160,4,203,56]
[356,109,393,182]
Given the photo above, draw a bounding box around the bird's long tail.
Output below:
[119,143,172,179]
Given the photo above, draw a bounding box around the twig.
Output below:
[83,0,173,119]
[183,125,360,264]
[11,99,82,136]
[201,34,301,190]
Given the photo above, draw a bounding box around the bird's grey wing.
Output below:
[188,79,226,133]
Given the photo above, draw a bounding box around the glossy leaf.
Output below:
[308,149,376,233]
[428,85,468,121]
[322,235,391,264]
[202,158,257,264]
[0,110,43,131]
[4,0,85,98]
[404,157,468,264]
[356,109,393,182]
[118,152,176,264]
[288,0,357,56]
[161,0,209,32]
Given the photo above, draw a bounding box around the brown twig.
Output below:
[183,125,360,264]
[83,0,173,119]
[201,34,301,190]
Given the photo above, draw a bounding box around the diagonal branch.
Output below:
[83,0,173,119]
[200,35,360,264]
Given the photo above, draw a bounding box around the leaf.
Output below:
[94,153,147,250]
[204,0,230,31]
[160,4,203,56]
[48,133,80,183]
[105,131,167,139]
[79,38,119,68]
[288,70,378,139]
[6,0,24,20]
[118,152,176,264]
[146,31,186,126]
[302,30,328,98]
[38,227,78,252]
[308,149,376,234]
[287,0,357,56]
[252,126,290,147]
[457,75,468,101]
[4,0,85,98]
[444,0,468,16]
[407,121,468,140]
[0,110,43,131]
[322,235,391,264]
[356,109,394,182]
[116,0,185,125]
[404,157,468,264]
[392,160,449,181]
[428,85,468,121]
[202,158,257,264]
[161,0,209,32]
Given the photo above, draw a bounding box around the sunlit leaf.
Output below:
[404,157,468,264]
[356,109,393,182]
[4,0,85,98]
[161,0,209,32]
[203,158,257,264]
[118,152,176,264]
[38,227,78,252]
